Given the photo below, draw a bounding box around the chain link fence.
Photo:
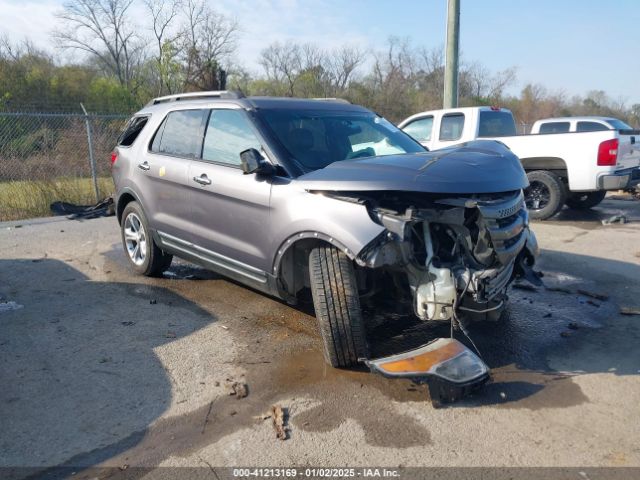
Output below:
[0,111,130,221]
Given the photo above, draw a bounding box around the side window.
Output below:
[117,116,149,147]
[538,122,570,134]
[202,110,262,166]
[403,117,433,142]
[577,121,608,132]
[439,113,464,141]
[151,109,206,157]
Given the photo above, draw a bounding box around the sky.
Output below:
[1,0,639,105]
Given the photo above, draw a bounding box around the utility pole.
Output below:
[443,0,460,108]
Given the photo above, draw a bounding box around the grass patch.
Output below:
[0,177,114,221]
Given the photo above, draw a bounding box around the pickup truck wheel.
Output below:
[565,190,607,210]
[525,170,567,220]
[309,245,368,368]
[121,201,173,277]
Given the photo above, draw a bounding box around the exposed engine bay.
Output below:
[325,189,540,323]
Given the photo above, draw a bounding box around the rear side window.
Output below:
[606,119,633,130]
[151,109,207,158]
[576,121,608,132]
[478,111,516,137]
[538,122,570,134]
[403,116,433,142]
[202,110,262,166]
[439,113,464,141]
[117,116,149,147]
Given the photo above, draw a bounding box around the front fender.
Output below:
[268,184,385,276]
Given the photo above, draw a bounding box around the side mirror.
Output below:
[240,148,276,176]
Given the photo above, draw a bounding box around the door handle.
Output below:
[137,161,150,171]
[193,174,212,186]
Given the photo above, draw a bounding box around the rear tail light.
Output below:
[110,150,118,166]
[597,138,618,166]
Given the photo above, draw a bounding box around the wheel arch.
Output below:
[116,188,141,224]
[272,231,361,301]
[520,156,568,177]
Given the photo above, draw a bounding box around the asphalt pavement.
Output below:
[1,196,639,476]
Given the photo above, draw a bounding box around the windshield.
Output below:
[257,109,426,170]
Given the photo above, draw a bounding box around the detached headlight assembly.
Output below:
[366,338,489,406]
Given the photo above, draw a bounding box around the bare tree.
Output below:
[327,46,366,92]
[145,0,182,95]
[180,0,238,91]
[260,42,303,96]
[0,36,46,60]
[53,0,144,89]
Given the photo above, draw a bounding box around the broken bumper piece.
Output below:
[366,338,490,406]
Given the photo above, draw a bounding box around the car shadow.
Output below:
[542,197,640,226]
[0,259,217,478]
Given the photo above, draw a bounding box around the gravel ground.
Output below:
[1,197,639,478]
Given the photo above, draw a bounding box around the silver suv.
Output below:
[112,91,539,368]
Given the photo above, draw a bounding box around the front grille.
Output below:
[476,191,527,266]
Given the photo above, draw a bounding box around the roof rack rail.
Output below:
[310,97,351,104]
[149,90,245,106]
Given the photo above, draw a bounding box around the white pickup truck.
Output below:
[398,107,640,219]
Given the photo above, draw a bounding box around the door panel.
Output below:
[187,108,273,275]
[139,108,207,239]
[141,152,193,238]
[188,161,272,273]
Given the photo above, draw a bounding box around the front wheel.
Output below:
[121,201,173,277]
[525,170,567,220]
[309,245,368,368]
[565,190,607,210]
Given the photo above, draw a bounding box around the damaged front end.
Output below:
[354,189,539,323]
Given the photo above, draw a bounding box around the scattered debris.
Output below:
[227,382,248,399]
[512,283,538,292]
[601,214,627,225]
[577,289,609,301]
[568,322,579,330]
[620,307,640,316]
[512,285,532,293]
[50,196,115,219]
[220,325,229,330]
[0,301,24,312]
[201,400,215,434]
[546,286,573,295]
[270,404,288,440]
[118,465,129,471]
[214,381,220,387]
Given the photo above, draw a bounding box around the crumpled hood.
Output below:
[296,140,528,194]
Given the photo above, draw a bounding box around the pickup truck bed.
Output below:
[399,107,640,219]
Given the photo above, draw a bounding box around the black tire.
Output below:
[525,170,567,220]
[121,201,173,277]
[565,190,607,210]
[308,245,368,368]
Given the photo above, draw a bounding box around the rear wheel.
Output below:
[525,170,567,220]
[309,245,368,368]
[565,190,606,210]
[121,201,173,277]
